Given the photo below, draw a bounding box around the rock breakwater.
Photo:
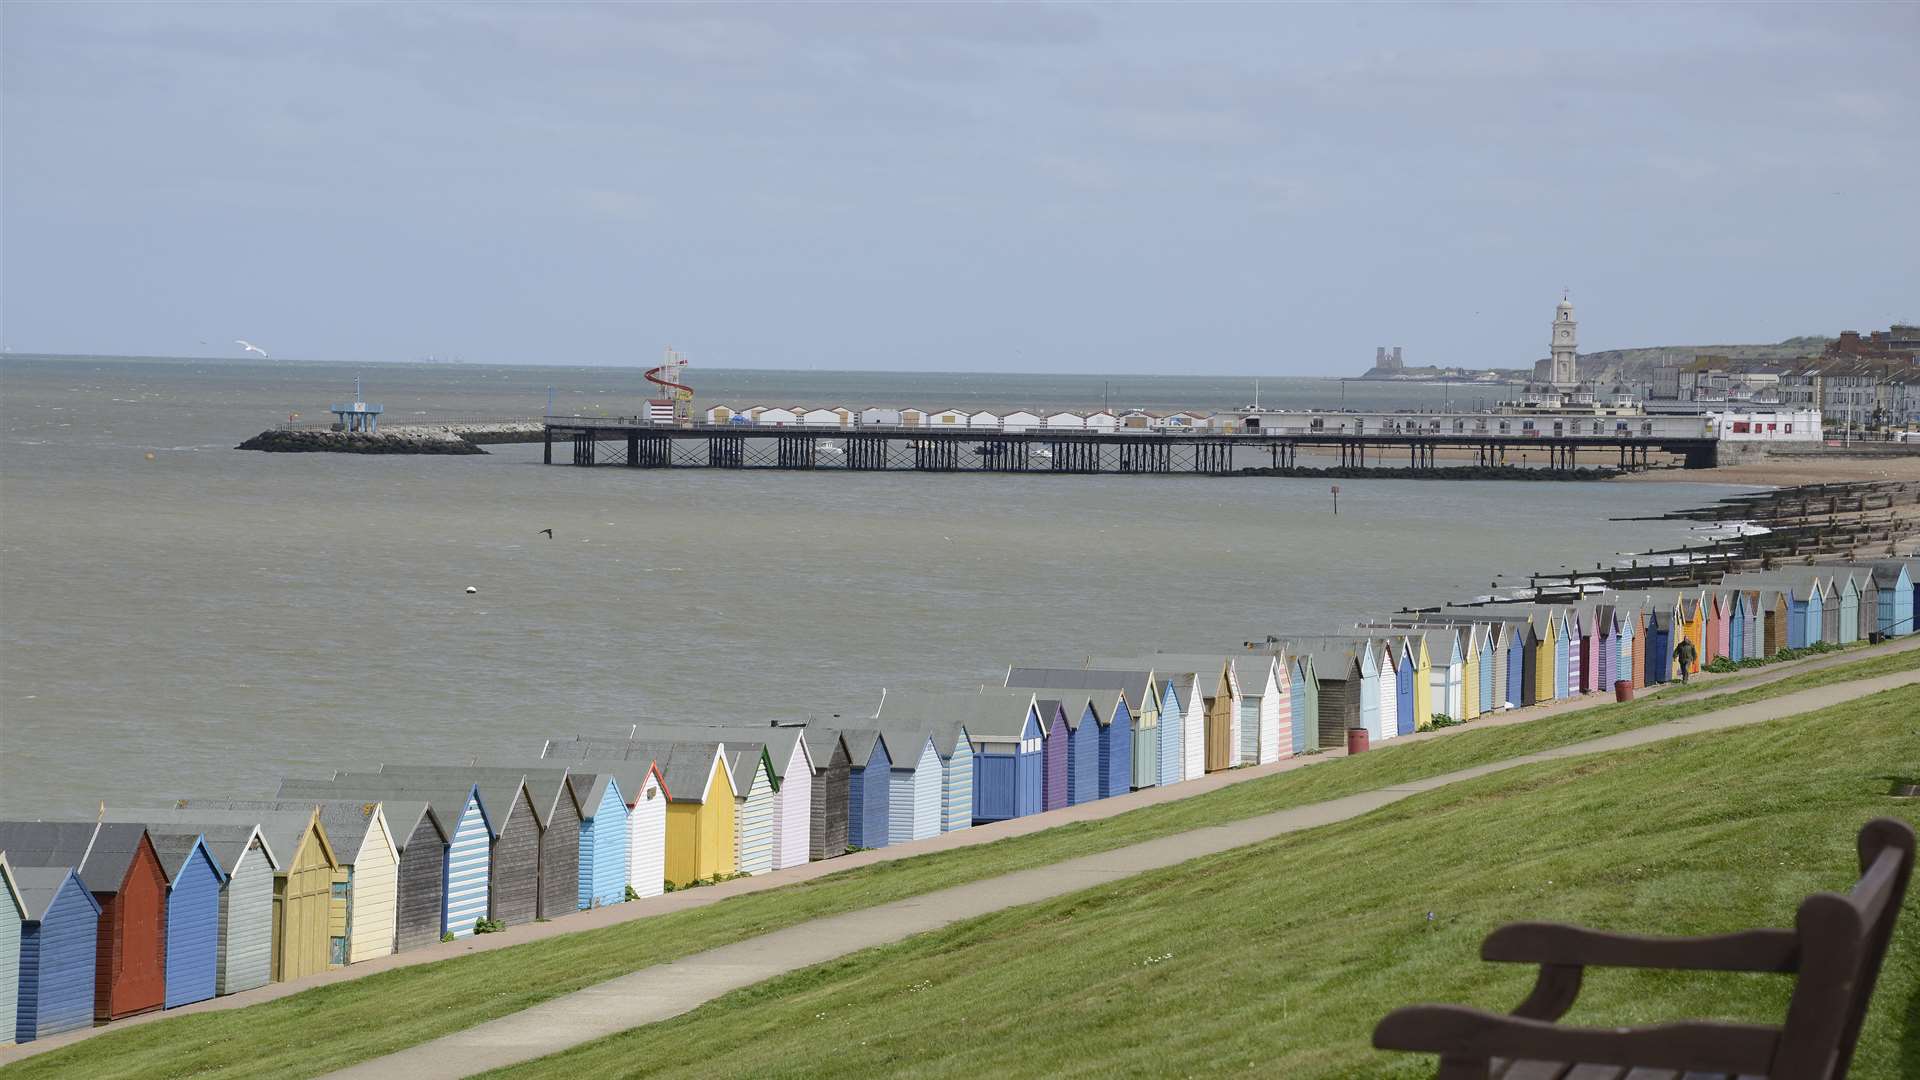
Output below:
[237,428,487,454]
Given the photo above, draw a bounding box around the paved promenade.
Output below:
[325,663,1920,1079]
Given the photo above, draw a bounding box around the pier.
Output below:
[541,417,1717,475]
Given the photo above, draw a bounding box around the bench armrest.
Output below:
[1373,1003,1780,1075]
[1482,921,1799,973]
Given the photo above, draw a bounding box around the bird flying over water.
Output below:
[235,339,270,358]
[539,528,554,538]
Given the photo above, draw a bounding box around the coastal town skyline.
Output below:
[3,4,1916,372]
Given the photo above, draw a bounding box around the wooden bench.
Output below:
[1373,817,1914,1080]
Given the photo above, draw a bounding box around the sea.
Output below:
[0,355,1746,818]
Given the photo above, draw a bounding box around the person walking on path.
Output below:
[1674,635,1698,684]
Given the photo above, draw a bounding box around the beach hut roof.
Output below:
[0,821,99,874]
[835,727,889,766]
[1006,666,1152,712]
[308,773,482,841]
[12,864,98,922]
[102,815,273,876]
[533,742,670,805]
[353,767,526,839]
[116,806,325,874]
[610,740,734,803]
[873,688,1027,743]
[167,798,389,866]
[271,780,444,850]
[382,765,577,831]
[141,832,227,886]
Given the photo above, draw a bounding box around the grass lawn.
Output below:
[487,685,1920,1080]
[7,646,1914,1080]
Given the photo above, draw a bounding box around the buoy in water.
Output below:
[465,586,478,594]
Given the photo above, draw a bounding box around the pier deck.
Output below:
[542,417,1716,474]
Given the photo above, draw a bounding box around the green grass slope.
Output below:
[6,648,1913,1079]
[489,686,1920,1080]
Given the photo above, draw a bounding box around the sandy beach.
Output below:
[1616,451,1920,487]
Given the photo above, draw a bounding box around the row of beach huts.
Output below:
[1,558,1912,1045]
[701,405,1218,431]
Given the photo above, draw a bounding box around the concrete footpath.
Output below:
[326,664,1920,1080]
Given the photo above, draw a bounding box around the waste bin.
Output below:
[1347,727,1369,755]
[1614,679,1633,703]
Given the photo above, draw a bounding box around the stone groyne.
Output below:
[236,420,544,454]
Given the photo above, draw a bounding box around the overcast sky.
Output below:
[3,3,1915,373]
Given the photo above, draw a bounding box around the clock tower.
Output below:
[1550,293,1579,388]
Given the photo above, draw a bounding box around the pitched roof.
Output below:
[1005,667,1151,712]
[360,767,530,839]
[876,689,1027,744]
[172,798,388,866]
[0,821,98,874]
[567,729,774,793]
[108,818,270,876]
[307,773,480,840]
[114,806,322,874]
[13,864,98,922]
[541,740,731,804]
[533,743,667,806]
[381,766,576,830]
[141,831,225,885]
[271,780,445,850]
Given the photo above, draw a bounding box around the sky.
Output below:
[3,2,1916,373]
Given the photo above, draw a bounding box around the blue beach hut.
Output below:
[149,833,225,1008]
[323,773,491,939]
[840,729,893,849]
[934,724,975,833]
[11,865,100,1043]
[1288,657,1313,754]
[879,729,943,845]
[1391,639,1415,736]
[967,689,1046,823]
[1475,627,1495,714]
[1507,621,1529,708]
[1354,641,1383,739]
[1645,608,1673,684]
[1096,689,1133,799]
[1551,609,1572,700]
[1156,677,1184,785]
[0,855,18,1044]
[566,772,628,909]
[1728,591,1748,661]
[1055,694,1102,806]
[1867,559,1914,636]
[1003,669,1146,795]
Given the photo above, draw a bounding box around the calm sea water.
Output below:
[0,356,1736,817]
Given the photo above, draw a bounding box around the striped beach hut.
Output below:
[870,696,978,836]
[310,775,485,941]
[963,689,1046,822]
[1052,695,1102,805]
[1726,590,1749,661]
[1151,675,1184,784]
[174,798,398,966]
[931,724,975,832]
[1481,621,1509,710]
[1833,571,1863,644]
[841,729,893,849]
[1090,655,1225,773]
[0,822,169,1020]
[9,864,98,1043]
[380,767,563,924]
[275,780,454,949]
[753,727,815,869]
[879,729,943,844]
[704,742,776,875]
[0,855,18,1043]
[1088,688,1135,797]
[1351,640,1384,739]
[1591,605,1620,688]
[1171,672,1207,777]
[799,727,850,860]
[1453,627,1479,720]
[1232,652,1289,764]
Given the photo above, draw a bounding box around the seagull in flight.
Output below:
[539,528,554,538]
[235,339,270,359]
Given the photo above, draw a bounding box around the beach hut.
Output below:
[1817,574,1842,644]
[0,855,18,1043]
[1841,569,1875,644]
[967,410,1003,429]
[1032,700,1071,811]
[1288,654,1318,753]
[932,724,975,832]
[752,405,799,426]
[538,743,670,897]
[799,727,850,860]
[1453,627,1479,720]
[175,797,398,965]
[841,729,893,849]
[1022,668,1153,790]
[1230,653,1288,765]
[799,406,853,427]
[1085,409,1120,432]
[373,768,540,927]
[860,407,902,427]
[754,727,815,869]
[1549,609,1573,700]
[1727,591,1748,662]
[1173,672,1207,777]
[1352,640,1384,740]
[1388,638,1416,734]
[1156,676,1186,785]
[703,405,736,424]
[720,744,776,875]
[879,729,943,844]
[898,407,926,427]
[1042,410,1086,430]
[1091,689,1134,797]
[613,741,737,885]
[966,689,1046,823]
[275,779,458,948]
[0,822,168,1020]
[1483,621,1509,710]
[1295,644,1363,745]
[564,771,629,908]
[152,835,224,1007]
[1834,572,1862,644]
[1865,559,1915,636]
[1060,695,1103,805]
[1098,654,1237,771]
[103,813,281,992]
[1002,410,1041,432]
[9,865,99,1043]
[1645,606,1674,684]
[1403,630,1460,724]
[927,407,966,426]
[1707,590,1732,660]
